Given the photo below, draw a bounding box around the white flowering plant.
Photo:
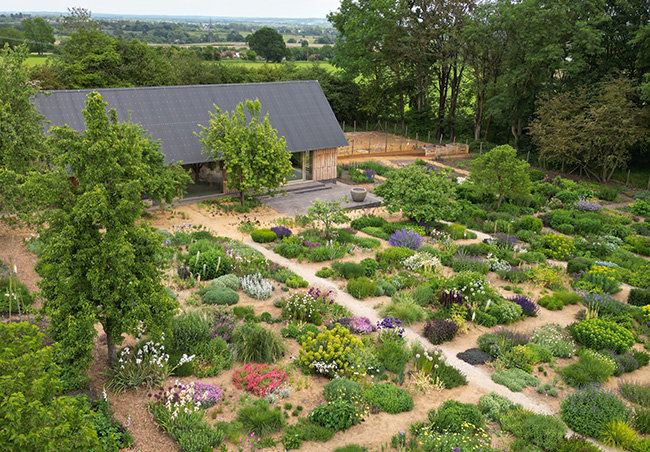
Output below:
[240,273,274,300]
[402,252,442,274]
[106,333,195,394]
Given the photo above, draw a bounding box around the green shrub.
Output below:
[380,295,425,325]
[237,399,285,436]
[628,288,650,307]
[167,310,213,355]
[474,311,497,327]
[274,235,304,259]
[0,277,33,313]
[251,228,278,243]
[431,400,484,433]
[560,387,631,437]
[323,378,362,402]
[557,436,603,452]
[176,423,225,452]
[298,324,364,379]
[598,186,619,202]
[336,262,366,279]
[411,284,435,306]
[619,381,650,408]
[333,445,367,452]
[201,286,239,306]
[213,273,241,290]
[347,277,377,300]
[633,407,650,434]
[309,400,363,432]
[192,336,234,378]
[520,251,546,264]
[231,323,285,363]
[376,247,415,265]
[491,368,539,391]
[363,383,413,414]
[187,250,231,280]
[315,267,333,278]
[360,258,380,278]
[187,239,221,255]
[516,216,543,233]
[350,214,387,230]
[360,226,390,240]
[560,350,616,388]
[286,276,308,288]
[532,324,576,358]
[573,318,635,353]
[478,392,516,421]
[598,419,639,450]
[567,258,595,275]
[487,299,523,324]
[538,295,564,311]
[375,279,397,297]
[375,333,410,375]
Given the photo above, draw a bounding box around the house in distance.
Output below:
[34,80,348,197]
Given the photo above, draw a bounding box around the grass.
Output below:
[25,54,50,66]
[218,59,337,71]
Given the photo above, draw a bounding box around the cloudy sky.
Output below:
[2,0,343,19]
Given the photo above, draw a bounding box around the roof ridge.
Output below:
[45,80,319,94]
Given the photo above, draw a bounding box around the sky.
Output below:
[2,0,343,19]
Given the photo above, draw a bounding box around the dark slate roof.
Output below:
[34,80,348,165]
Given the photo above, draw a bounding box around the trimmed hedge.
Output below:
[202,286,240,306]
[251,228,278,243]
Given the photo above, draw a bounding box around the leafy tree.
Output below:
[247,27,287,63]
[0,44,47,212]
[470,144,531,208]
[306,199,350,240]
[0,322,102,450]
[530,76,645,181]
[374,164,458,223]
[27,92,189,388]
[0,27,25,49]
[197,99,292,205]
[21,17,55,54]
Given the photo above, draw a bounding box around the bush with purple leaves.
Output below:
[388,228,423,250]
[270,226,292,239]
[423,319,459,345]
[508,295,539,317]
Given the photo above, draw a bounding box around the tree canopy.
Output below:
[27,92,189,388]
[21,17,55,54]
[374,164,458,223]
[469,144,531,207]
[197,99,292,205]
[247,27,287,63]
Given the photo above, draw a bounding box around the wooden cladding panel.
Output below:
[312,148,338,181]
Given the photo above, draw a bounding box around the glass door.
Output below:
[287,152,304,182]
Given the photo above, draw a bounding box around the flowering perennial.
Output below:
[232,363,287,397]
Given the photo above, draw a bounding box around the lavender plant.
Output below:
[389,228,424,250]
[508,295,539,317]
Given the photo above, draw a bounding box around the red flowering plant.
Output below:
[232,363,287,397]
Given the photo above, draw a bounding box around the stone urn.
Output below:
[350,187,367,202]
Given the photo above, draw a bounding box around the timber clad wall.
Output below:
[312,148,338,181]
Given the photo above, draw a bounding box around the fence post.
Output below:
[480,142,483,154]
[354,120,356,133]
[385,132,388,152]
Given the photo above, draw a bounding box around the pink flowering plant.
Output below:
[232,363,288,397]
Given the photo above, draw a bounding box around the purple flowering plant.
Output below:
[192,382,223,408]
[388,228,424,250]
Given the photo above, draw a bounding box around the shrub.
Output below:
[309,399,364,432]
[532,324,576,358]
[431,400,484,433]
[333,446,367,452]
[360,258,380,277]
[376,246,416,264]
[508,295,539,317]
[298,324,364,379]
[567,258,596,276]
[581,265,621,293]
[202,286,239,306]
[456,348,493,365]
[619,382,650,408]
[573,318,635,353]
[560,349,616,388]
[336,262,366,279]
[316,267,333,278]
[192,336,233,378]
[542,234,575,260]
[237,399,285,436]
[477,329,530,357]
[375,333,410,374]
[324,378,362,402]
[0,277,33,313]
[231,323,285,363]
[167,310,213,355]
[350,214,387,230]
[491,368,539,391]
[232,363,287,397]
[251,228,278,243]
[487,299,523,324]
[519,251,546,264]
[633,407,650,434]
[388,229,424,250]
[286,276,308,288]
[240,273,273,300]
[628,288,650,307]
[474,311,497,327]
[451,252,491,274]
[274,235,304,259]
[270,226,292,239]
[363,383,414,414]
[213,273,240,290]
[187,250,231,281]
[478,392,516,421]
[557,436,603,452]
[598,419,639,450]
[375,279,397,297]
[538,295,564,311]
[516,216,544,233]
[423,319,459,345]
[381,295,425,325]
[561,387,632,437]
[347,277,377,300]
[598,186,619,202]
[282,292,322,324]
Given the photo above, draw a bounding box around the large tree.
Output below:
[197,99,292,205]
[247,27,287,63]
[469,144,531,208]
[28,92,189,388]
[0,44,47,212]
[374,164,458,223]
[21,17,55,54]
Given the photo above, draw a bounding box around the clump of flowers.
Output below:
[580,265,620,294]
[389,228,424,250]
[486,253,511,272]
[574,199,603,212]
[508,295,539,317]
[211,310,236,342]
[270,225,292,239]
[402,252,442,273]
[542,234,575,261]
[148,381,202,423]
[232,363,288,397]
[298,323,365,379]
[240,273,273,300]
[237,216,261,234]
[365,169,377,182]
[377,316,405,338]
[489,233,520,250]
[192,382,223,408]
[332,316,376,334]
[282,292,321,323]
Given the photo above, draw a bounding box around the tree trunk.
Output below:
[436,66,450,140]
[449,64,464,141]
[106,330,118,366]
[239,173,245,206]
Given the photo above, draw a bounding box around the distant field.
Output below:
[25,55,50,66]
[218,59,337,71]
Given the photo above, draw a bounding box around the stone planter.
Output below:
[350,187,367,202]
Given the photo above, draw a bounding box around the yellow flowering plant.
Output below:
[298,324,365,380]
